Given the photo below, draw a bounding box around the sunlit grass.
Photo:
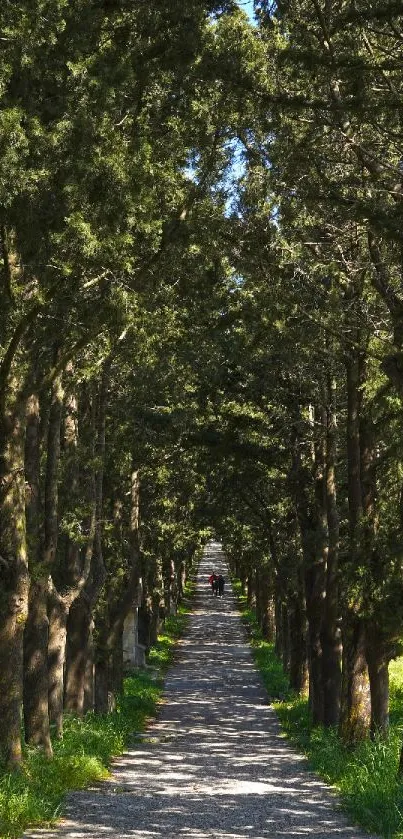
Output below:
[147,608,189,671]
[232,576,403,838]
[275,697,403,838]
[232,580,289,699]
[0,603,191,839]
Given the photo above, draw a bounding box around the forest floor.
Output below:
[23,542,377,839]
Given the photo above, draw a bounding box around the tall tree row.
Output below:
[0,0,264,768]
[3,0,403,784]
[202,0,403,760]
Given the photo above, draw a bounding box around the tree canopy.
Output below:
[1,0,403,783]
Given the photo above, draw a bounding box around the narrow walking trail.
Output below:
[25,542,377,839]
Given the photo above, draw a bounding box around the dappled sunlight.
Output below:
[24,543,377,839]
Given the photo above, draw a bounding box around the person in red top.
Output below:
[208,572,217,595]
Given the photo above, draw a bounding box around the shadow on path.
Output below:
[25,541,377,839]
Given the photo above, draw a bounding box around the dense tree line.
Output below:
[216,0,403,754]
[0,0,261,768]
[2,0,403,781]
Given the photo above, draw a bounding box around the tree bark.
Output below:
[246,571,255,608]
[359,410,390,739]
[65,595,93,716]
[149,555,163,647]
[94,462,142,713]
[289,570,308,694]
[47,591,68,737]
[163,554,177,615]
[23,580,52,756]
[339,354,371,743]
[110,632,123,703]
[177,558,186,601]
[321,374,342,727]
[0,401,30,768]
[366,643,389,739]
[23,393,52,755]
[292,407,327,726]
[24,369,63,753]
[281,603,290,673]
[339,616,370,744]
[94,658,108,715]
[346,356,363,539]
[63,377,105,716]
[83,618,95,713]
[274,586,283,660]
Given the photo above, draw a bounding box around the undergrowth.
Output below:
[232,577,403,839]
[0,598,191,839]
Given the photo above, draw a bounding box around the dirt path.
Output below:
[25,541,377,839]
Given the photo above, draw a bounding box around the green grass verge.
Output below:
[232,580,290,700]
[0,601,191,839]
[232,578,403,838]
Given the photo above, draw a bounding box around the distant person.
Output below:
[218,574,225,597]
[208,572,217,595]
[213,575,219,596]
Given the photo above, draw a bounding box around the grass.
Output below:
[232,580,290,700]
[275,696,403,838]
[232,578,403,838]
[0,599,192,839]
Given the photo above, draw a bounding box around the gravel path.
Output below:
[25,541,377,839]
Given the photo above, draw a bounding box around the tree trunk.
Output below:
[274,588,283,659]
[23,393,52,755]
[94,659,109,715]
[264,598,276,643]
[95,462,142,713]
[246,571,255,608]
[23,580,52,756]
[339,616,370,744]
[163,555,177,615]
[177,559,186,601]
[360,413,390,739]
[24,370,63,753]
[293,404,327,726]
[65,596,93,715]
[366,632,390,739]
[64,376,106,715]
[321,611,342,727]
[339,355,371,744]
[0,403,30,768]
[289,573,308,694]
[83,620,95,713]
[256,564,273,639]
[138,601,152,651]
[24,393,40,564]
[239,567,247,596]
[138,532,158,652]
[151,588,163,647]
[346,355,363,542]
[47,592,68,738]
[321,374,342,727]
[110,632,123,702]
[255,566,263,629]
[99,633,123,713]
[281,603,290,673]
[306,588,324,725]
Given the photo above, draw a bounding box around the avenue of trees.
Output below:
[2,0,403,779]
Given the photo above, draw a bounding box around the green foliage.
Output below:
[233,577,403,837]
[0,613,187,839]
[147,609,190,671]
